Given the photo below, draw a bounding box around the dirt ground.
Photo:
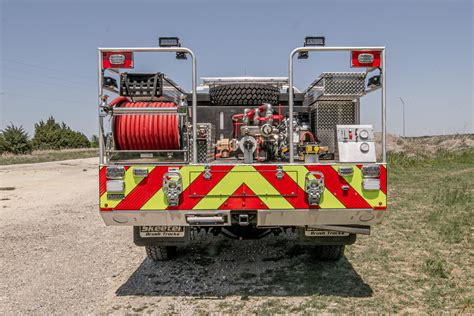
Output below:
[0,151,472,314]
[0,158,362,314]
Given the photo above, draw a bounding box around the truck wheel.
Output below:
[313,245,345,261]
[145,245,177,261]
[209,83,279,106]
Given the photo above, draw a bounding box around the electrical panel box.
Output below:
[336,125,376,162]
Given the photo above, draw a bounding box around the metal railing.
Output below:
[288,47,386,163]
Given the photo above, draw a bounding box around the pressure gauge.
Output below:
[359,129,369,139]
[360,142,370,153]
[261,124,273,137]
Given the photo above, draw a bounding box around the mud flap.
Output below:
[133,226,191,246]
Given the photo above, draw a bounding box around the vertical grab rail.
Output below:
[97,47,197,164]
[288,47,386,163]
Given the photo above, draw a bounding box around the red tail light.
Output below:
[351,51,381,68]
[102,52,134,69]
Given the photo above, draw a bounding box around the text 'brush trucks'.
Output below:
[98,37,387,261]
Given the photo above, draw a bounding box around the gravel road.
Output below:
[0,158,371,314]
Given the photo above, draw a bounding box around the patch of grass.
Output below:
[427,181,473,243]
[292,297,328,313]
[388,151,426,168]
[461,297,473,312]
[251,299,291,315]
[389,148,474,170]
[424,283,447,310]
[0,148,97,165]
[357,244,390,266]
[439,209,472,243]
[215,301,246,313]
[433,183,472,206]
[423,257,450,279]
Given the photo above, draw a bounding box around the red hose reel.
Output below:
[111,97,180,150]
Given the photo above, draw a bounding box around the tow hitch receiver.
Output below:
[305,171,325,205]
[163,172,182,206]
[238,214,250,226]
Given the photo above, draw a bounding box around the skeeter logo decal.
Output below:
[139,226,185,238]
[305,227,349,237]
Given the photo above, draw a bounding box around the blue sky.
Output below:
[1,0,472,138]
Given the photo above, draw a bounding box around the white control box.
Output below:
[336,125,376,162]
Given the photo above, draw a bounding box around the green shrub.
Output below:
[32,116,90,149]
[90,135,99,148]
[0,134,6,154]
[0,124,32,154]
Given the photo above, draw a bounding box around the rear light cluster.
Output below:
[102,52,134,69]
[361,164,381,191]
[106,166,125,179]
[351,51,381,68]
[106,166,125,193]
[106,180,125,193]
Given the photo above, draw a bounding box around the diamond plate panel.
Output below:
[304,72,366,106]
[321,73,366,96]
[310,100,359,153]
[189,123,216,163]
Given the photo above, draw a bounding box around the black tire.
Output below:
[209,83,279,106]
[313,245,345,261]
[145,245,177,261]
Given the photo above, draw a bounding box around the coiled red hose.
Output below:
[111,97,179,150]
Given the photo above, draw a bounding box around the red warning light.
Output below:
[102,52,134,69]
[351,51,381,68]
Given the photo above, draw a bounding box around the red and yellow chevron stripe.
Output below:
[99,164,387,211]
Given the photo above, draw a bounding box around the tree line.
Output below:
[0,116,98,155]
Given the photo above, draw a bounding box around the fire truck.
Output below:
[98,37,387,261]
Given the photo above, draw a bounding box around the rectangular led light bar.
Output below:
[304,36,325,47]
[159,37,181,47]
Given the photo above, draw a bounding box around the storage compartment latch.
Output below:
[305,171,325,205]
[163,172,182,206]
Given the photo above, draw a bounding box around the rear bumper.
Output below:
[100,163,387,212]
[100,208,386,227]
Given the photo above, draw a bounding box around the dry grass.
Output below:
[0,148,97,165]
[195,146,474,314]
[376,133,474,157]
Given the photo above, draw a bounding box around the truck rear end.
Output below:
[98,38,387,261]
